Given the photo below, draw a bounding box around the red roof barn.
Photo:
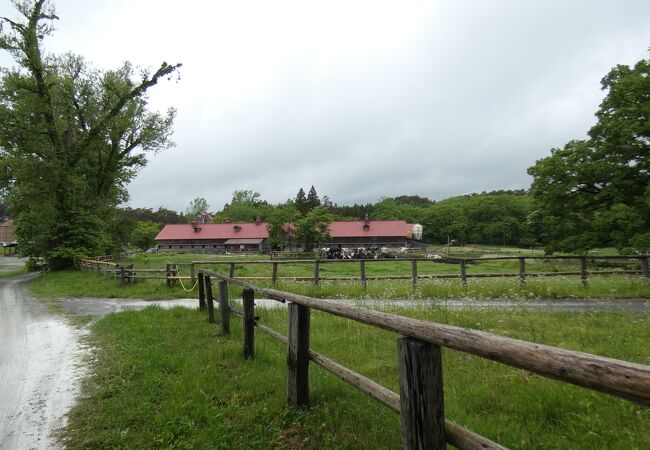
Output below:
[154,220,422,253]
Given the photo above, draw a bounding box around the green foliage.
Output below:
[327,201,373,220]
[295,187,308,215]
[393,195,434,207]
[421,193,533,245]
[306,185,321,211]
[528,52,650,253]
[0,2,180,269]
[294,205,334,250]
[215,190,272,223]
[373,197,422,223]
[266,203,300,249]
[184,197,209,220]
[230,189,261,205]
[130,220,160,250]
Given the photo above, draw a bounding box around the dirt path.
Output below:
[0,275,87,450]
[0,256,26,273]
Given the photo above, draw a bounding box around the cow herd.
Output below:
[319,247,443,260]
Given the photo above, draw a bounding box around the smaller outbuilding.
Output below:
[155,221,269,253]
[0,219,18,255]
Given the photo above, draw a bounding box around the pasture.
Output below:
[60,305,649,449]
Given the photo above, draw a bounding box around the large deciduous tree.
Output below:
[0,1,180,269]
[528,52,650,253]
[266,203,300,249]
[294,205,334,251]
[185,197,209,221]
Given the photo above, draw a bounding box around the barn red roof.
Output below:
[155,222,269,241]
[329,220,413,238]
[155,220,414,241]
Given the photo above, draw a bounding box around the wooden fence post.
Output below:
[460,260,467,289]
[518,257,526,287]
[166,264,171,288]
[360,260,366,289]
[581,256,588,287]
[229,263,235,279]
[314,261,320,287]
[640,256,649,282]
[190,263,196,285]
[272,262,278,284]
[219,281,230,335]
[205,275,215,324]
[243,288,255,358]
[104,263,109,280]
[198,272,206,310]
[397,338,445,450]
[411,259,418,287]
[287,302,310,407]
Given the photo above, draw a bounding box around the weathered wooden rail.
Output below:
[79,254,650,290]
[197,269,650,450]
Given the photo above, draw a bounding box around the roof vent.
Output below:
[191,220,201,232]
[255,218,262,225]
[363,223,370,231]
[233,225,242,232]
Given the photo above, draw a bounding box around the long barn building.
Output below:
[154,220,423,253]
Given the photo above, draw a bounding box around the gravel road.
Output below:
[0,274,88,450]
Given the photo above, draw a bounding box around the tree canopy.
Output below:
[0,1,180,268]
[528,52,650,253]
[293,205,334,251]
[185,197,209,220]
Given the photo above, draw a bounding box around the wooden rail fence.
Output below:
[196,269,650,450]
[80,255,650,290]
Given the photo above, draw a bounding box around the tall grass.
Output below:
[31,268,650,300]
[63,306,649,449]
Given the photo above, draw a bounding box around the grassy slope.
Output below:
[63,306,649,449]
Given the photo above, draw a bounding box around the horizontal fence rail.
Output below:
[197,269,650,450]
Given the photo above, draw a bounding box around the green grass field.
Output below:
[61,305,649,449]
[31,262,650,299]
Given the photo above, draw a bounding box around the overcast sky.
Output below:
[2,1,649,212]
